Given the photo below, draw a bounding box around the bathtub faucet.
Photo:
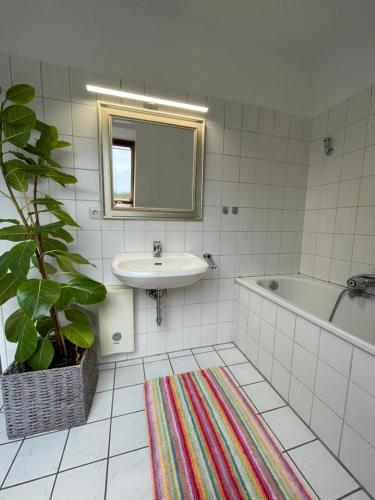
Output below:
[329,274,375,323]
[347,274,375,293]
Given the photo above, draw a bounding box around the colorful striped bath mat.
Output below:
[144,367,315,499]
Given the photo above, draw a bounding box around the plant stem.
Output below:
[0,138,67,359]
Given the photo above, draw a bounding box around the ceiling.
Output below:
[118,0,375,58]
[1,0,374,115]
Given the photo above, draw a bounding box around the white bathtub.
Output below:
[236,274,375,355]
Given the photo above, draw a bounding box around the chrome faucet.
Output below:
[329,274,375,323]
[347,274,375,292]
[153,241,162,258]
[203,252,217,269]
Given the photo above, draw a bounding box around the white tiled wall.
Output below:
[300,85,375,285]
[234,283,375,496]
[0,53,311,369]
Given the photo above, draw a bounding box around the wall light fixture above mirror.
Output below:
[97,101,206,220]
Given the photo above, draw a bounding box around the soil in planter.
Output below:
[51,339,79,369]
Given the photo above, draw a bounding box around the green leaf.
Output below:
[15,317,38,363]
[23,164,77,186]
[49,227,73,243]
[0,225,29,241]
[55,140,71,148]
[27,336,54,371]
[4,309,25,342]
[42,237,68,254]
[66,304,97,324]
[6,84,35,104]
[61,322,94,348]
[56,254,76,273]
[0,218,19,225]
[0,273,20,305]
[66,276,107,305]
[64,304,97,325]
[2,105,36,146]
[30,221,65,234]
[36,316,54,336]
[23,144,63,169]
[0,252,9,280]
[6,240,36,280]
[31,197,63,209]
[17,279,61,320]
[51,209,78,227]
[64,306,90,325]
[54,286,72,310]
[9,151,36,165]
[3,159,28,192]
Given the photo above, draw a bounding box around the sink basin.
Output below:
[112,253,209,289]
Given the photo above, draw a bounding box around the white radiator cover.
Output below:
[98,285,134,356]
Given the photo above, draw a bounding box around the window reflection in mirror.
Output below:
[112,138,134,206]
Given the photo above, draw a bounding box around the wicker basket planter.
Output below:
[1,345,98,439]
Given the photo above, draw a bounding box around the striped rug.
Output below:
[144,366,315,499]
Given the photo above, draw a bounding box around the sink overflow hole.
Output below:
[154,262,162,266]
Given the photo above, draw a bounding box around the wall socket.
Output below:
[89,207,101,219]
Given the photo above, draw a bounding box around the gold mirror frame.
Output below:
[98,101,205,220]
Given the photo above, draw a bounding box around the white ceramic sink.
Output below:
[112,253,209,289]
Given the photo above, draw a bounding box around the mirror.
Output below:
[98,102,205,219]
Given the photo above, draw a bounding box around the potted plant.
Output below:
[0,83,107,439]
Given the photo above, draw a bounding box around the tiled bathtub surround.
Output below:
[301,85,375,285]
[234,281,375,496]
[0,52,311,368]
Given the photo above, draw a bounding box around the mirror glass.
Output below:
[99,103,205,220]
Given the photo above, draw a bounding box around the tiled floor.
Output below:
[0,343,370,499]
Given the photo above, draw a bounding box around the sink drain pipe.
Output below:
[146,289,167,325]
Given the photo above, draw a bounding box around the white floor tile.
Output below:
[195,351,225,369]
[115,365,144,389]
[87,391,112,423]
[110,411,148,456]
[4,431,67,486]
[344,491,372,500]
[112,385,145,417]
[52,460,107,500]
[170,355,199,374]
[107,448,152,500]
[0,476,55,500]
[0,442,21,484]
[144,360,173,379]
[169,349,192,358]
[96,369,115,392]
[229,362,264,385]
[217,347,247,365]
[222,367,240,386]
[60,420,110,470]
[243,381,285,413]
[289,440,358,499]
[262,407,315,450]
